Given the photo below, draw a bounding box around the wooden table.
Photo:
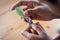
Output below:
[0,0,60,40]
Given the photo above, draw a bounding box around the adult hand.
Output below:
[11,0,58,21]
[24,6,58,21]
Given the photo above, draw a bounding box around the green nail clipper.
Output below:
[15,7,33,24]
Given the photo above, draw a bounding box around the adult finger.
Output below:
[10,0,40,10]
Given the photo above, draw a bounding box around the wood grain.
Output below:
[0,0,60,40]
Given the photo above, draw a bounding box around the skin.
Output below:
[11,0,60,21]
[21,22,53,40]
[11,0,60,40]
